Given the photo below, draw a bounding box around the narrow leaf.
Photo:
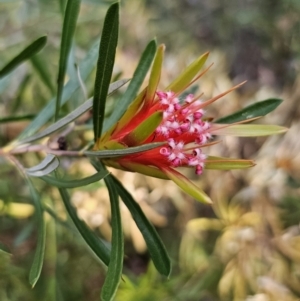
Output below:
[162,167,212,204]
[93,2,119,141]
[55,0,81,120]
[215,98,283,124]
[107,88,146,140]
[41,169,109,188]
[31,54,55,95]
[145,44,164,103]
[0,36,47,78]
[85,142,164,158]
[205,156,255,170]
[122,111,163,146]
[17,39,100,141]
[165,52,209,93]
[102,175,123,301]
[118,162,169,179]
[26,179,46,287]
[25,154,59,177]
[112,175,171,277]
[0,114,35,123]
[13,74,31,112]
[211,124,288,136]
[104,39,157,132]
[27,161,59,177]
[58,187,111,266]
[43,206,74,232]
[25,154,57,172]
[19,79,129,145]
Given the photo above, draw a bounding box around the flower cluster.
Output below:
[156,91,210,175]
[98,46,286,203]
[124,90,211,175]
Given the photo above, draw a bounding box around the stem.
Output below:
[1,144,84,157]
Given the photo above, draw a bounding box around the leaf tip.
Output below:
[29,276,38,288]
[279,126,288,133]
[158,43,166,51]
[202,51,210,58]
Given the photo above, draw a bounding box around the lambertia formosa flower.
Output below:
[95,45,287,204]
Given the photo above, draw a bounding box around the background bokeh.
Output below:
[0,0,300,300]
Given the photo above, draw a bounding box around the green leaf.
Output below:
[43,205,74,232]
[110,88,146,138]
[103,39,157,133]
[112,175,171,277]
[25,154,59,177]
[14,222,35,247]
[85,142,164,158]
[118,162,169,179]
[162,167,212,204]
[41,169,109,188]
[58,187,111,266]
[55,0,81,120]
[215,98,283,124]
[0,36,47,79]
[0,114,35,124]
[12,74,32,112]
[17,38,100,141]
[211,124,287,136]
[10,158,45,287]
[31,54,55,95]
[19,79,129,145]
[93,2,119,142]
[102,175,123,301]
[26,179,46,287]
[205,156,255,170]
[145,44,164,103]
[165,52,209,94]
[122,111,163,146]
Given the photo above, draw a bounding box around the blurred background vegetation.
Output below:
[0,0,300,300]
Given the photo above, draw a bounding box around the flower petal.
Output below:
[162,167,212,204]
[210,124,287,136]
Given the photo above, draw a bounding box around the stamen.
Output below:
[185,94,194,103]
[156,89,212,172]
[160,147,171,156]
[195,164,204,175]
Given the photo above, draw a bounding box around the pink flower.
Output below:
[97,45,286,203]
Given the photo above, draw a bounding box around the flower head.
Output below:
[96,45,286,203]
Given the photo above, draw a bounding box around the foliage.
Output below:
[0,1,296,301]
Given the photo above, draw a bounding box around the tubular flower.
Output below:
[96,45,286,204]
